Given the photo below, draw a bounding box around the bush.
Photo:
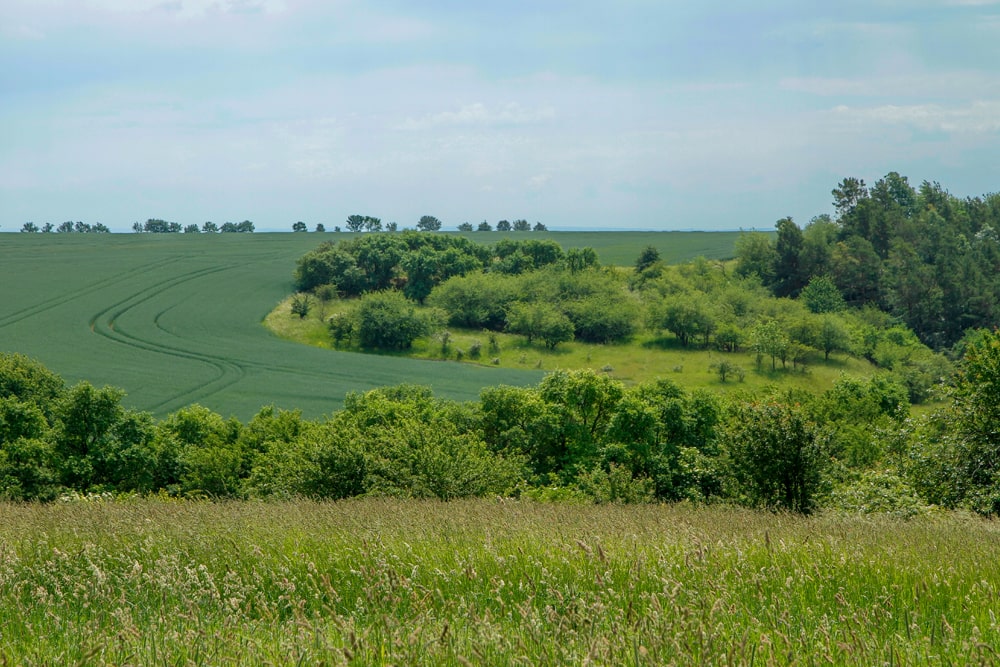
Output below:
[356,291,433,350]
[723,402,827,513]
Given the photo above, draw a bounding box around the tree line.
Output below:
[4,332,1000,515]
[20,221,111,233]
[292,231,950,402]
[291,214,548,233]
[736,172,1000,351]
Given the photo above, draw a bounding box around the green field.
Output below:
[2,498,997,665]
[0,232,743,419]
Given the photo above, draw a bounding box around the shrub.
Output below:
[723,402,827,513]
[357,291,432,350]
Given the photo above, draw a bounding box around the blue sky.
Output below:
[2,0,999,232]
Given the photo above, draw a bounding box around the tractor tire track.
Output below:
[87,265,251,413]
[0,257,178,329]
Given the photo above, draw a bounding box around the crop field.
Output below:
[2,498,998,665]
[0,232,741,419]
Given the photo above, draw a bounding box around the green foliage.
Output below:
[356,291,435,350]
[750,319,789,370]
[924,329,1000,513]
[0,353,65,418]
[649,295,714,347]
[506,302,574,349]
[155,405,243,497]
[801,275,845,314]
[290,292,312,318]
[723,402,827,513]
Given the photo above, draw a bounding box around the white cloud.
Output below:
[781,73,1000,98]
[398,103,556,131]
[81,0,287,18]
[831,101,1000,133]
[527,174,551,189]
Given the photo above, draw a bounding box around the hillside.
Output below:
[0,231,739,419]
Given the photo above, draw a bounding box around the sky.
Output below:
[2,1,999,232]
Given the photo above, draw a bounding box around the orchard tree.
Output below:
[506,302,574,349]
[751,319,789,370]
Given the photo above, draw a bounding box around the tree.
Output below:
[506,302,574,349]
[724,402,826,513]
[800,275,845,313]
[417,215,442,231]
[817,316,849,360]
[20,222,39,233]
[290,293,312,319]
[832,177,868,218]
[734,231,777,283]
[496,219,512,232]
[711,359,744,383]
[356,291,433,350]
[292,221,308,232]
[41,223,53,233]
[184,224,200,233]
[236,220,255,233]
[652,297,713,347]
[772,216,805,298]
[513,219,530,231]
[533,222,548,232]
[635,246,661,273]
[202,221,218,233]
[751,319,789,370]
[57,221,74,233]
[315,223,326,232]
[931,329,1000,513]
[220,222,238,232]
[401,248,440,304]
[345,215,367,233]
[477,221,493,232]
[363,216,382,233]
[564,247,599,272]
[386,221,398,232]
[457,222,474,232]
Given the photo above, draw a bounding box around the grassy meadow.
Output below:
[2,497,998,665]
[268,293,878,396]
[0,231,743,420]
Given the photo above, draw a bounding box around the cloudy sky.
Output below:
[2,0,999,232]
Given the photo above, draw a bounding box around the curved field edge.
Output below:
[265,292,881,396]
[1,497,997,665]
[0,232,742,419]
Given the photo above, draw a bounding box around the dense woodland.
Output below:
[5,173,1000,514]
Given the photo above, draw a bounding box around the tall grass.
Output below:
[2,498,998,665]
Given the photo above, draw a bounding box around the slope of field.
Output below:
[0,232,737,419]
